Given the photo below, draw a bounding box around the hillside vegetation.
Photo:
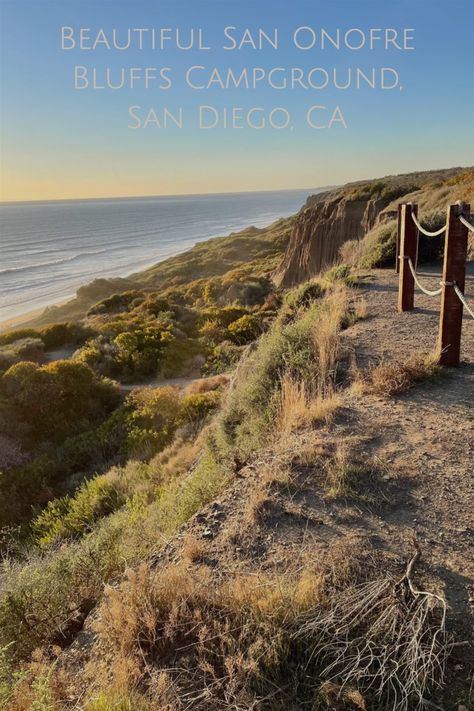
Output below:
[0,167,473,710]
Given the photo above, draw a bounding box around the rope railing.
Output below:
[410,209,447,237]
[453,284,474,320]
[411,206,474,236]
[399,200,472,366]
[406,258,443,297]
[459,214,474,233]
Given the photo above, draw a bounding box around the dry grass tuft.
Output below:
[353,297,368,321]
[184,375,229,396]
[244,487,273,525]
[313,285,348,396]
[277,374,308,433]
[297,543,450,711]
[90,561,318,710]
[277,375,341,434]
[316,680,367,710]
[260,463,291,488]
[365,353,440,397]
[182,535,206,564]
[324,443,372,501]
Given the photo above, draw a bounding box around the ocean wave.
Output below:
[0,249,108,276]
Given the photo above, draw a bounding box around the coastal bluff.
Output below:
[273,166,473,287]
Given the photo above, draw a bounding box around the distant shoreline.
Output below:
[0,188,315,331]
[0,300,72,333]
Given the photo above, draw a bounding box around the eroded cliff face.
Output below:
[273,192,386,287]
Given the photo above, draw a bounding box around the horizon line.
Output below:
[0,185,338,207]
[2,163,472,206]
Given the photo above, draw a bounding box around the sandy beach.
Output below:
[0,300,70,333]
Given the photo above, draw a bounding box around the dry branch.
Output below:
[296,541,450,711]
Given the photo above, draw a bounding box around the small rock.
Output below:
[202,528,213,539]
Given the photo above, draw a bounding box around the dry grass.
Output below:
[324,442,373,501]
[276,375,341,434]
[353,296,368,321]
[297,542,450,711]
[182,535,206,564]
[244,486,273,525]
[275,285,351,437]
[184,375,229,395]
[88,562,318,710]
[339,238,365,268]
[313,285,348,396]
[260,463,291,488]
[365,353,440,397]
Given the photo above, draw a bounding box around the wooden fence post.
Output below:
[395,203,402,274]
[437,202,470,366]
[398,203,417,312]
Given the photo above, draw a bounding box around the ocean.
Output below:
[0,188,316,323]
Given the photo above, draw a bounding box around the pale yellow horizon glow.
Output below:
[1,155,335,202]
[1,144,466,203]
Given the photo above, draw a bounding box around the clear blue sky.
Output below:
[0,0,473,200]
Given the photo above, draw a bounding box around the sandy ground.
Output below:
[0,299,71,334]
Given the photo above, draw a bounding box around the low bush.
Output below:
[324,263,352,283]
[41,321,94,350]
[365,353,440,396]
[0,360,120,446]
[204,341,243,374]
[0,337,44,373]
[0,512,126,660]
[32,476,127,548]
[87,291,144,317]
[209,285,351,461]
[359,221,398,268]
[284,281,324,310]
[227,314,263,344]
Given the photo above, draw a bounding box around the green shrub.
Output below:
[125,386,182,458]
[359,214,445,269]
[415,212,446,262]
[325,264,351,283]
[41,322,93,350]
[0,360,119,445]
[199,319,227,344]
[0,512,126,661]
[85,690,152,711]
[200,305,249,328]
[87,291,144,316]
[160,337,206,378]
[0,329,41,347]
[360,221,398,268]
[115,326,173,379]
[0,337,44,373]
[227,314,262,344]
[158,448,229,533]
[284,281,324,309]
[180,391,220,425]
[204,341,243,374]
[32,476,126,548]
[215,307,321,457]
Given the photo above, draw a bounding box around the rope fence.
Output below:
[398,201,474,365]
[406,258,443,297]
[410,209,447,237]
[459,214,474,233]
[453,284,474,320]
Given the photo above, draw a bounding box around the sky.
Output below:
[0,0,473,202]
